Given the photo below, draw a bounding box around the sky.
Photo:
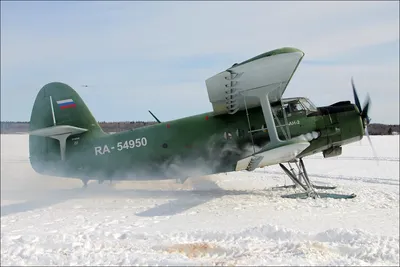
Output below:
[1,1,399,124]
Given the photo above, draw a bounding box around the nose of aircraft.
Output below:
[324,78,374,153]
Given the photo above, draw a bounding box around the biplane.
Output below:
[28,47,373,199]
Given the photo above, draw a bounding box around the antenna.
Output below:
[49,96,56,126]
[148,110,161,123]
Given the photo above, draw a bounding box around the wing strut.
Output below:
[235,87,313,171]
[241,87,284,149]
[243,95,256,155]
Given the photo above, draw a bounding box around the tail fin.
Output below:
[29,82,104,174]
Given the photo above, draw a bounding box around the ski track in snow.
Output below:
[1,134,399,266]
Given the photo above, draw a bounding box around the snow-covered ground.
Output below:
[1,134,399,266]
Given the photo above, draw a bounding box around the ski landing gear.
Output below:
[279,158,356,199]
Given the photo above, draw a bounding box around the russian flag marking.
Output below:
[56,99,76,109]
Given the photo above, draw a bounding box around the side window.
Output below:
[292,103,305,112]
[273,105,284,118]
[283,103,294,117]
[287,101,305,115]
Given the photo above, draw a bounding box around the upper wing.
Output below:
[205,47,305,115]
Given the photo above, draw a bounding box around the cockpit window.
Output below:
[273,98,318,118]
[300,98,318,112]
[282,100,306,116]
[287,102,305,112]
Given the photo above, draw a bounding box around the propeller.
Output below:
[351,77,378,164]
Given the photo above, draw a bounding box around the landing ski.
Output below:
[281,192,356,199]
[273,184,337,190]
[312,185,337,190]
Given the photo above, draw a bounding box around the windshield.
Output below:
[300,98,318,112]
[272,98,318,118]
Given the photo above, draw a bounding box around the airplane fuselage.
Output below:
[29,99,364,181]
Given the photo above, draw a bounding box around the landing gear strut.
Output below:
[279,158,356,199]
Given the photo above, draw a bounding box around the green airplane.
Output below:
[28,47,373,199]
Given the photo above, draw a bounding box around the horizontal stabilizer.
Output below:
[29,125,88,137]
[236,141,310,171]
[29,125,88,161]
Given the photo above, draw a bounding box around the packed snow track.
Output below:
[1,134,399,266]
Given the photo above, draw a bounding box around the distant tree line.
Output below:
[1,121,399,135]
[366,124,399,135]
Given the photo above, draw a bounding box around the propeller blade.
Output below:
[361,94,371,123]
[351,77,362,113]
[365,127,379,165]
[351,77,376,163]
